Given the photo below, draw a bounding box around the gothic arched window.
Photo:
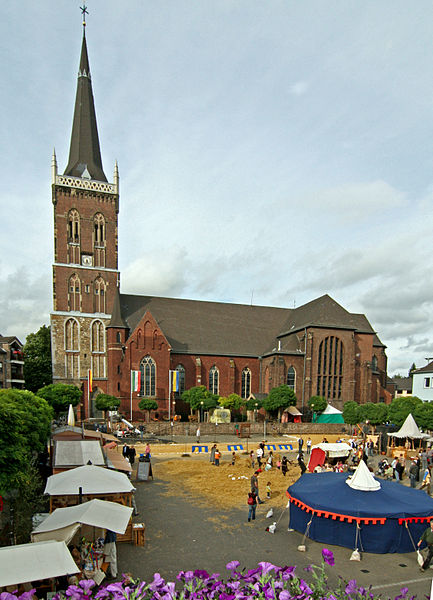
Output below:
[316,336,344,400]
[287,366,296,390]
[140,355,156,397]
[93,213,106,267]
[372,355,378,372]
[175,364,185,398]
[241,367,251,399]
[209,365,219,395]
[91,320,105,378]
[68,274,81,312]
[94,276,106,313]
[67,209,80,264]
[64,318,79,379]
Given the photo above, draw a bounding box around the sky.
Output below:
[1,1,433,376]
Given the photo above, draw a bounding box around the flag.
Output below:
[88,369,93,393]
[131,370,141,392]
[171,370,179,392]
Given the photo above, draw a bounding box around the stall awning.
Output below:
[31,499,133,543]
[0,541,79,587]
[311,442,351,458]
[44,464,135,496]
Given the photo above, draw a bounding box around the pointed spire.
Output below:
[113,160,119,194]
[64,30,107,182]
[107,287,128,329]
[51,148,58,183]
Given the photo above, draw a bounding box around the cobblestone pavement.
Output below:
[117,451,433,598]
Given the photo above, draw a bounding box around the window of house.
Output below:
[209,365,219,395]
[286,366,295,390]
[94,277,106,313]
[241,367,251,398]
[140,355,156,397]
[425,377,431,388]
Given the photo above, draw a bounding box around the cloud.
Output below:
[0,267,51,343]
[290,81,309,96]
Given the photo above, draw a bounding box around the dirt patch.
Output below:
[156,454,300,509]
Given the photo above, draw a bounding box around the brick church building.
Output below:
[50,25,390,421]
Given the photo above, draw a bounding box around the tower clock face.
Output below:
[82,255,93,267]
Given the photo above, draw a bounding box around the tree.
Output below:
[0,389,53,543]
[182,386,219,414]
[388,396,423,427]
[342,401,360,426]
[23,324,52,392]
[357,402,388,428]
[244,397,263,411]
[409,363,417,377]
[138,398,159,422]
[263,385,297,420]
[219,393,244,411]
[95,393,121,423]
[308,396,327,415]
[414,402,433,430]
[37,383,82,415]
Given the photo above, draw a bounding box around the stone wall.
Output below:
[136,421,348,437]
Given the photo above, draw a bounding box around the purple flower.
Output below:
[279,591,293,600]
[193,569,210,579]
[321,549,335,566]
[281,566,296,580]
[345,580,358,595]
[299,579,313,596]
[79,580,96,595]
[303,565,314,573]
[258,561,277,575]
[226,560,240,571]
[0,593,18,600]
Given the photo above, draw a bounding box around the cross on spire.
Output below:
[80,4,88,28]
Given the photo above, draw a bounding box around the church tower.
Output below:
[50,19,119,417]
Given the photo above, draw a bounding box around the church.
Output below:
[50,23,390,421]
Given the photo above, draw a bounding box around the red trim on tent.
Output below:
[286,491,387,525]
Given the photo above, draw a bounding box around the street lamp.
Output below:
[200,401,204,423]
[255,402,258,423]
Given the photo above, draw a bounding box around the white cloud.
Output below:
[290,81,309,96]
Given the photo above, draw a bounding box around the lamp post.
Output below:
[200,401,204,424]
[255,402,258,423]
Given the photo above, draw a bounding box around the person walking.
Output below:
[196,427,200,443]
[210,444,216,464]
[281,456,288,476]
[251,470,264,503]
[249,450,255,469]
[306,437,312,454]
[103,530,118,579]
[409,459,418,488]
[395,458,404,482]
[214,447,221,466]
[128,445,136,466]
[420,466,431,494]
[297,451,307,475]
[256,446,264,468]
[247,490,257,522]
[418,521,433,571]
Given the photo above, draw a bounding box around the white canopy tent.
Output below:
[0,541,79,587]
[388,413,430,440]
[31,499,133,544]
[45,464,135,496]
[311,442,351,458]
[321,405,343,415]
[346,459,381,492]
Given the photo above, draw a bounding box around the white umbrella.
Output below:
[67,404,75,427]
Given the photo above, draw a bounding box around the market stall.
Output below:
[387,413,430,458]
[0,540,79,590]
[44,465,135,542]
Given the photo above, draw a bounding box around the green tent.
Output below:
[316,404,344,424]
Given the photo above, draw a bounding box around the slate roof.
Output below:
[413,361,433,374]
[64,33,107,182]
[118,293,381,357]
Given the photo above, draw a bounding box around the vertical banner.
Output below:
[87,369,92,419]
[131,370,141,392]
[172,370,179,393]
[130,370,140,421]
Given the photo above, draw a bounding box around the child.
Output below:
[214,448,221,466]
[231,451,236,466]
[266,481,271,499]
[250,450,255,469]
